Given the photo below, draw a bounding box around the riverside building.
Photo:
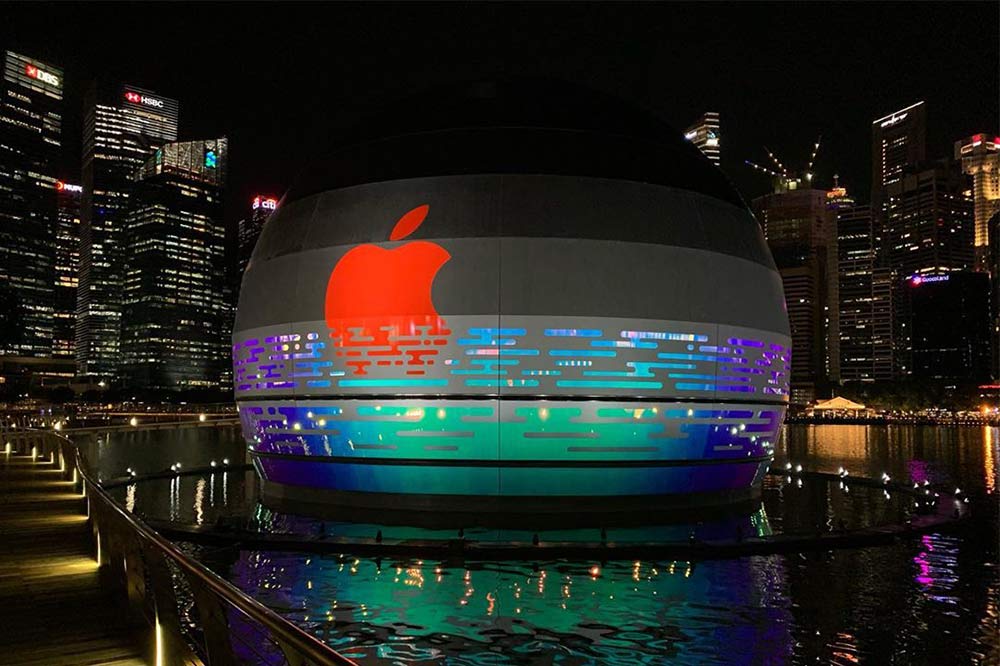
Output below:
[77,82,178,382]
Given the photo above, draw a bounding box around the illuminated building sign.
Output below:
[910,274,950,286]
[25,63,59,87]
[880,112,907,128]
[124,91,165,108]
[826,187,847,200]
[960,135,1000,155]
[252,196,278,211]
[204,149,218,169]
[56,181,82,193]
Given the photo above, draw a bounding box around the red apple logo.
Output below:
[325,204,451,376]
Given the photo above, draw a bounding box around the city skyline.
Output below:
[1,3,998,403]
[1,3,995,221]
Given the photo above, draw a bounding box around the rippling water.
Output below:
[101,425,999,664]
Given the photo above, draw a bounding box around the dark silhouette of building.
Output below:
[753,187,838,403]
[119,138,229,392]
[77,81,178,382]
[238,195,277,277]
[885,159,974,378]
[0,51,62,357]
[909,271,991,381]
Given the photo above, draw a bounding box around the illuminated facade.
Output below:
[954,134,1000,270]
[238,195,278,277]
[831,185,894,382]
[871,101,926,220]
[885,159,974,378]
[0,51,62,357]
[234,81,790,512]
[54,181,81,358]
[684,111,720,166]
[77,82,178,381]
[120,138,228,392]
[753,188,838,402]
[885,160,974,277]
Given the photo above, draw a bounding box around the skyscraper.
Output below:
[955,134,1000,270]
[885,159,975,378]
[885,159,974,277]
[684,111,720,166]
[53,181,82,358]
[238,195,278,278]
[909,271,991,381]
[831,183,893,382]
[0,51,62,357]
[119,138,229,392]
[753,188,838,402]
[77,82,178,381]
[871,101,926,220]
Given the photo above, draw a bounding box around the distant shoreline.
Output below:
[786,415,998,426]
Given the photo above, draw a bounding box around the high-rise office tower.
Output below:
[119,138,228,392]
[885,159,974,277]
[77,82,178,381]
[684,112,721,166]
[753,188,838,403]
[871,101,926,221]
[831,182,894,382]
[237,195,278,278]
[909,271,991,381]
[990,212,1000,377]
[53,181,82,358]
[955,134,1000,270]
[885,159,975,379]
[0,51,62,357]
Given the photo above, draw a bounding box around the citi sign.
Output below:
[124,91,165,108]
[25,64,59,87]
[252,196,278,211]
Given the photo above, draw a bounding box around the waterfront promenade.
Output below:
[0,450,146,665]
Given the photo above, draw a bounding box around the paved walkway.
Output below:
[0,451,147,666]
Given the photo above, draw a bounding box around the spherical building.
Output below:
[234,80,791,515]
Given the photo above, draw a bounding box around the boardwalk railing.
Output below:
[9,428,357,666]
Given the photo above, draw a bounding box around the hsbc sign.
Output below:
[124,91,165,108]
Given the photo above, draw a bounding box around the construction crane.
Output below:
[745,135,823,193]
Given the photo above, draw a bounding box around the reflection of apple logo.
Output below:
[325,204,451,376]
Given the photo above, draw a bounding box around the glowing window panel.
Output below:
[549,350,617,357]
[556,380,663,389]
[339,379,448,387]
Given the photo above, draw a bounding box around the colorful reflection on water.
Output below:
[206,551,795,665]
[104,424,998,664]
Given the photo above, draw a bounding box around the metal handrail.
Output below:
[35,428,358,666]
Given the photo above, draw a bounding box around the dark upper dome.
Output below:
[283,78,745,209]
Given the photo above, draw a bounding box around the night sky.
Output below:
[3,2,997,227]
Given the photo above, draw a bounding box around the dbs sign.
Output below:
[324,205,451,376]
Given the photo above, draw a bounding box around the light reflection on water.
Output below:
[105,424,998,664]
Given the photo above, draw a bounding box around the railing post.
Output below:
[185,573,238,666]
[142,540,186,666]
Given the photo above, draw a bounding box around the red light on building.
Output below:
[25,64,37,79]
[125,91,141,103]
[56,180,65,191]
